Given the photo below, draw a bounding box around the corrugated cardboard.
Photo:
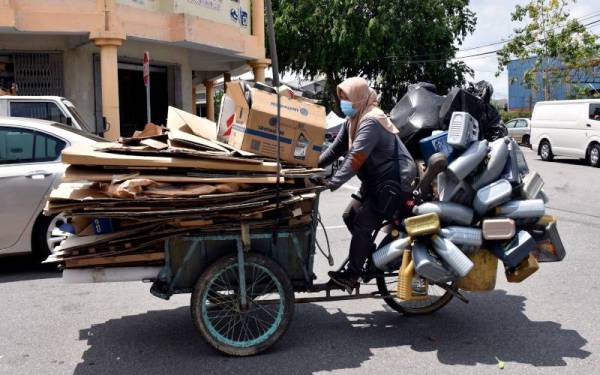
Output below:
[226,81,326,167]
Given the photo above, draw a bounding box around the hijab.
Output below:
[337,77,398,148]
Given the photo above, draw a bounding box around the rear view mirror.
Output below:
[65,117,73,126]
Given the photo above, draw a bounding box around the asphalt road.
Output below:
[0,147,599,375]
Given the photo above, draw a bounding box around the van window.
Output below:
[10,101,65,123]
[589,104,600,121]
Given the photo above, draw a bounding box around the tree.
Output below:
[497,0,600,101]
[271,0,476,112]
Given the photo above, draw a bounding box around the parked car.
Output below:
[505,117,531,146]
[530,99,600,167]
[0,117,105,261]
[0,96,101,134]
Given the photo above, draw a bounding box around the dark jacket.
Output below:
[319,118,417,194]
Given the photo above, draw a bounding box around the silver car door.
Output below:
[0,126,65,250]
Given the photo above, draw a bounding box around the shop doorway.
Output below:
[118,62,168,137]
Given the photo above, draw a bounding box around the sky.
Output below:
[462,0,600,99]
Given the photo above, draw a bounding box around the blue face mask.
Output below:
[340,100,357,118]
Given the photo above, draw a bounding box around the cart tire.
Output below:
[374,234,455,316]
[191,253,294,356]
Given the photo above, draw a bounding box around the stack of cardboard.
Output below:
[44,105,324,269]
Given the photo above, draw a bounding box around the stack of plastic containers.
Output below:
[372,110,566,300]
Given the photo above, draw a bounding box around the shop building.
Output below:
[0,0,269,139]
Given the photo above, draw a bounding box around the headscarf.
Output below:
[337,77,398,148]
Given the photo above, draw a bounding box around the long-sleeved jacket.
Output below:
[319,118,417,193]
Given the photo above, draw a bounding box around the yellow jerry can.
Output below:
[457,249,498,292]
[404,213,440,237]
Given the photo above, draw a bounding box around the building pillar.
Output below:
[252,0,265,43]
[248,59,270,83]
[203,80,214,121]
[93,36,124,140]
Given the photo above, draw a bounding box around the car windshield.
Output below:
[50,122,108,142]
[61,99,91,130]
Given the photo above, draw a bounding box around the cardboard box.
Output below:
[226,81,326,167]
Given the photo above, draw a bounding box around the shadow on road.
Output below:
[72,290,589,374]
[0,256,60,283]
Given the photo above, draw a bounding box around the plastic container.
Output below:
[491,230,536,269]
[520,171,544,199]
[514,144,530,175]
[495,199,545,219]
[418,152,448,198]
[473,179,513,216]
[538,189,549,203]
[482,218,516,240]
[456,249,498,291]
[506,253,539,283]
[404,213,440,237]
[412,240,457,283]
[438,172,475,206]
[501,139,522,185]
[470,137,510,190]
[397,250,428,300]
[431,235,474,277]
[413,201,474,226]
[447,111,479,149]
[440,226,483,247]
[529,218,566,262]
[372,236,413,270]
[418,132,457,165]
[448,140,489,180]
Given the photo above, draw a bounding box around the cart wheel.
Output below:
[375,276,456,316]
[374,234,455,316]
[191,253,294,356]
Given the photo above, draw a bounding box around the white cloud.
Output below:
[462,0,599,99]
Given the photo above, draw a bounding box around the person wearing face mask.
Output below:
[317,77,417,292]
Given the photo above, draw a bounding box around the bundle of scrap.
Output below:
[44,107,323,269]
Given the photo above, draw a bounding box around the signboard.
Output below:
[117,0,252,34]
[143,51,150,86]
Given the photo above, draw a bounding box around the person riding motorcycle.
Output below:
[318,77,417,292]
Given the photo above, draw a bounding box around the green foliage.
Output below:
[497,0,600,100]
[213,90,224,119]
[271,0,477,112]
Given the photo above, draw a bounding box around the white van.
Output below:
[530,99,600,167]
[0,96,90,132]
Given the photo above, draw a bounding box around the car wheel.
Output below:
[589,144,600,168]
[32,213,69,263]
[540,140,554,161]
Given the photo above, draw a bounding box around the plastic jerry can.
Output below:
[412,240,457,283]
[501,139,522,185]
[490,230,536,269]
[506,253,539,283]
[514,144,530,175]
[438,172,475,206]
[403,213,441,237]
[495,199,545,219]
[520,171,544,199]
[538,189,549,203]
[431,235,474,277]
[440,226,483,247]
[473,179,513,216]
[482,218,516,240]
[372,236,413,270]
[413,202,474,226]
[447,111,479,149]
[470,137,510,190]
[418,152,448,198]
[529,218,566,262]
[448,140,489,180]
[397,250,428,300]
[418,131,458,165]
[457,249,498,291]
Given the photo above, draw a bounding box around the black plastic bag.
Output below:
[390,82,445,141]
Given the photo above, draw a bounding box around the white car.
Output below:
[530,99,600,167]
[505,118,531,146]
[0,117,104,261]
